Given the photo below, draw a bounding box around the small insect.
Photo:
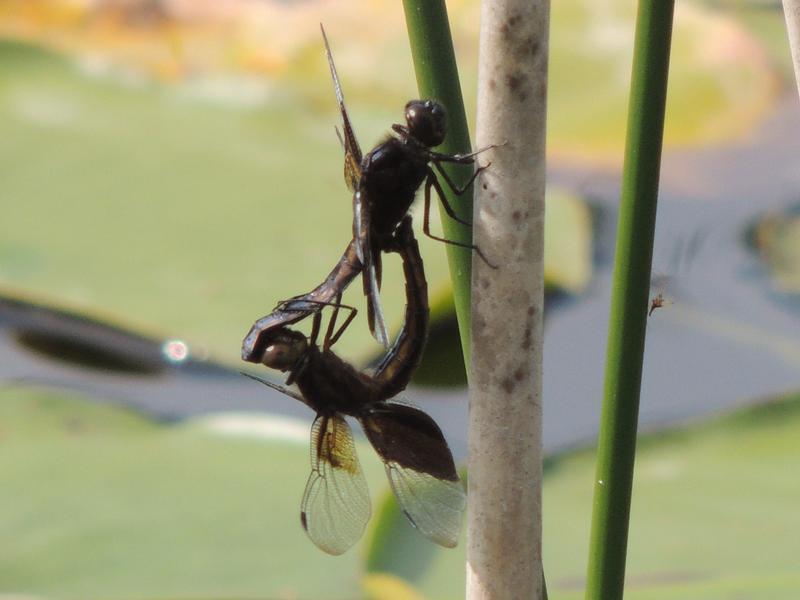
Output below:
[648,273,673,317]
[648,292,667,316]
[244,218,464,554]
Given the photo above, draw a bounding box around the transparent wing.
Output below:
[354,189,389,348]
[320,24,362,191]
[385,462,466,548]
[301,414,371,555]
[353,190,368,265]
[320,24,387,348]
[360,402,465,548]
[240,371,311,410]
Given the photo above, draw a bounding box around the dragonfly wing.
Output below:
[384,462,466,548]
[301,414,371,555]
[360,402,465,548]
[240,371,312,410]
[320,24,362,191]
[353,190,368,265]
[365,251,389,348]
[354,189,389,348]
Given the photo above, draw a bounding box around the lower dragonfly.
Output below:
[244,217,465,555]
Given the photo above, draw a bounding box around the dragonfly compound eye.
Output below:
[405,100,446,148]
[260,330,307,370]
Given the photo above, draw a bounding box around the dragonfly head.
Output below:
[258,328,308,372]
[405,99,446,148]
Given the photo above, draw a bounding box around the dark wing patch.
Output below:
[320,23,362,192]
[360,402,465,547]
[301,414,371,555]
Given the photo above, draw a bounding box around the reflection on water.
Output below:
[162,338,190,363]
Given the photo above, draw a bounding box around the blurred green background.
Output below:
[0,0,785,364]
[3,387,798,599]
[1,0,799,598]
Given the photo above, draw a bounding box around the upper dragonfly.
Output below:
[241,26,494,360]
[244,217,465,555]
[321,24,495,347]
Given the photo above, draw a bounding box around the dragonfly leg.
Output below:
[282,298,359,350]
[324,292,342,349]
[431,160,490,197]
[422,175,498,269]
[322,294,358,351]
[424,172,470,227]
[309,310,323,348]
[428,143,500,164]
[325,303,358,349]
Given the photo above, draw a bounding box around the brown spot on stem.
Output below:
[507,72,529,102]
[521,325,533,350]
[514,367,525,382]
[501,378,515,394]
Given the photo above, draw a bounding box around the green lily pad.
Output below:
[0,388,388,599]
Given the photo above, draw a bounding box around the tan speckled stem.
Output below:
[467,1,549,599]
[783,0,800,100]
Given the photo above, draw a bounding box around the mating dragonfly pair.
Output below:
[241,26,493,555]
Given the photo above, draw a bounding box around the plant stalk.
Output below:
[584,1,675,598]
[782,0,800,100]
[468,1,550,599]
[403,0,478,369]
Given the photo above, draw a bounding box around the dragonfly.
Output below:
[321,24,495,347]
[242,27,495,359]
[244,217,465,555]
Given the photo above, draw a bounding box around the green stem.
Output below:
[402,0,476,371]
[585,1,675,598]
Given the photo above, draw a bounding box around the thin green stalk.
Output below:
[402,0,476,370]
[585,1,675,599]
